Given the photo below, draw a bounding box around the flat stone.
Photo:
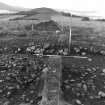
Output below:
[88,58,92,62]
[65,85,70,89]
[86,68,92,72]
[75,99,82,105]
[70,79,75,82]
[81,52,86,56]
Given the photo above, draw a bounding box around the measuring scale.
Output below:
[39,55,62,105]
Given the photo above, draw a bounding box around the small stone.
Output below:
[70,79,75,82]
[76,93,81,96]
[84,47,88,50]
[102,69,105,73]
[21,94,26,100]
[65,85,70,89]
[101,73,105,76]
[92,85,96,91]
[89,96,94,99]
[26,48,31,52]
[100,50,105,55]
[0,80,3,83]
[63,51,68,55]
[52,69,56,73]
[42,68,48,73]
[77,83,82,88]
[88,58,92,62]
[59,49,63,53]
[7,91,11,96]
[92,67,96,71]
[18,48,21,51]
[30,90,34,94]
[86,68,91,72]
[0,90,3,93]
[31,74,36,78]
[16,85,20,89]
[83,84,87,91]
[81,52,86,56]
[75,99,82,104]
[91,75,96,79]
[8,87,14,90]
[64,80,69,84]
[26,98,29,102]
[30,100,34,104]
[6,77,11,80]
[43,43,50,49]
[31,46,35,50]
[98,91,105,97]
[74,48,80,53]
[13,63,16,67]
[3,101,10,105]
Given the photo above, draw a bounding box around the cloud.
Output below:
[0,0,105,17]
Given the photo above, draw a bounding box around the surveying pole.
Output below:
[32,24,34,31]
[69,13,72,54]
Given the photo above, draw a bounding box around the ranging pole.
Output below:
[32,24,34,31]
[69,13,72,54]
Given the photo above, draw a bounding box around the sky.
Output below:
[0,0,105,17]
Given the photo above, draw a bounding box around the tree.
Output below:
[81,17,90,21]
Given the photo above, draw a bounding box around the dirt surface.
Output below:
[62,55,105,105]
[0,54,46,105]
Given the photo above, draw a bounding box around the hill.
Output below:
[12,7,61,21]
[17,7,61,15]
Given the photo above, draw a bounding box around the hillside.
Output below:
[12,7,61,21]
[17,7,61,15]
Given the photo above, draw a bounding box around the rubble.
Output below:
[0,40,105,105]
[0,54,45,105]
[62,55,105,105]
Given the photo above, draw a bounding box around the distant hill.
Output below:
[13,7,86,21]
[17,7,61,15]
[12,7,62,21]
[0,2,28,13]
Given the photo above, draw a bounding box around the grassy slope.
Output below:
[0,8,105,49]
